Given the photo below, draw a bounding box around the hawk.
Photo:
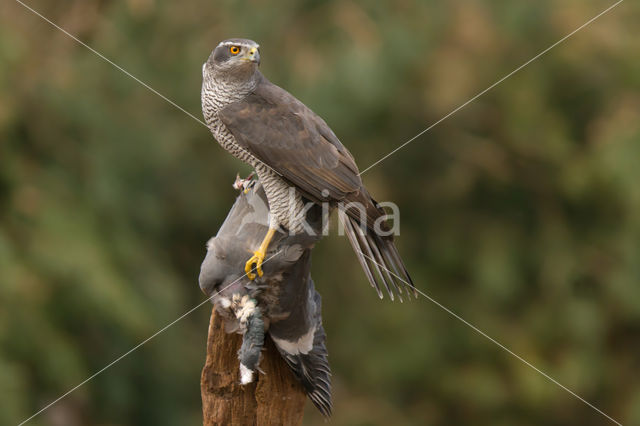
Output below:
[201,38,415,300]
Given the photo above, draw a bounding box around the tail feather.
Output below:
[272,290,332,418]
[366,233,403,302]
[340,212,416,300]
[378,230,418,298]
[274,323,332,417]
[342,214,383,298]
[351,220,395,300]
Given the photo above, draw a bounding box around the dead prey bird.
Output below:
[199,181,331,416]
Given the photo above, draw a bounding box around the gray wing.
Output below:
[218,75,416,301]
[271,284,332,418]
[218,74,362,203]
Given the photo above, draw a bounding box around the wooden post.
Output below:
[201,309,307,426]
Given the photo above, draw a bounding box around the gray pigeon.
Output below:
[199,179,332,417]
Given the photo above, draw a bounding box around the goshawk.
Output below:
[201,38,415,300]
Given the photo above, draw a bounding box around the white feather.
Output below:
[239,363,254,384]
[272,326,316,355]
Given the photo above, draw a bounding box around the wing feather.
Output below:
[218,74,415,300]
[218,74,362,202]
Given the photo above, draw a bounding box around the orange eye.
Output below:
[229,46,240,55]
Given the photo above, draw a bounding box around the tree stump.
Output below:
[201,309,307,426]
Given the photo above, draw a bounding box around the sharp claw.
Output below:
[245,257,255,280]
[244,251,265,280]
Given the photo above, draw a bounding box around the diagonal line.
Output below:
[18,250,283,426]
[13,1,287,184]
[12,2,283,423]
[355,249,623,426]
[14,0,207,128]
[19,299,212,425]
[15,0,623,180]
[14,0,625,424]
[358,0,624,176]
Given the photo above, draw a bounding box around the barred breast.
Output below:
[201,77,257,165]
[202,78,306,234]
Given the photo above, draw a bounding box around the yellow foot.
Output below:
[245,250,266,280]
[245,227,276,280]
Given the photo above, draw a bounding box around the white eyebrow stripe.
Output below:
[217,41,259,49]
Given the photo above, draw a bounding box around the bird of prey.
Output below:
[201,38,415,300]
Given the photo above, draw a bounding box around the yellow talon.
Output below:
[243,187,251,194]
[244,227,277,280]
[245,250,266,280]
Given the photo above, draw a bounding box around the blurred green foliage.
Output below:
[1,0,639,425]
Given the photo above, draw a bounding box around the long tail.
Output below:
[340,211,416,301]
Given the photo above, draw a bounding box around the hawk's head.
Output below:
[203,38,260,82]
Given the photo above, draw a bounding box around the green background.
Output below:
[1,0,639,425]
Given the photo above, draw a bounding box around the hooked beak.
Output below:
[245,47,260,65]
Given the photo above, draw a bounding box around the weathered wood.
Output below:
[201,309,307,426]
